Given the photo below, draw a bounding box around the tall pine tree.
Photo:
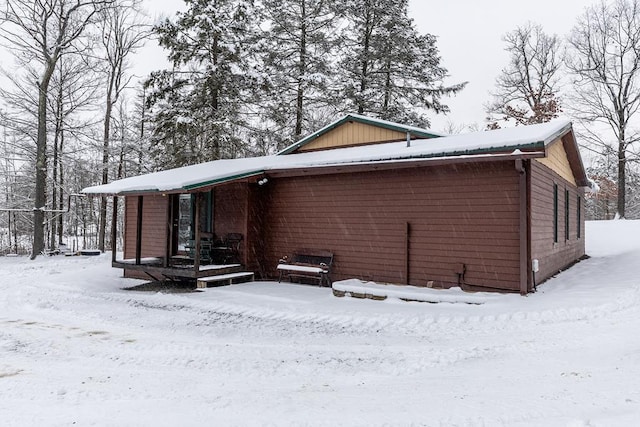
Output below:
[255,0,339,152]
[336,0,465,127]
[145,0,259,168]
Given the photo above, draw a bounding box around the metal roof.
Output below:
[83,118,585,196]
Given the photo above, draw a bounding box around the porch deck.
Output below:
[114,258,243,280]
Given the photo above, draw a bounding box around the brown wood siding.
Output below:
[123,195,168,260]
[214,182,248,264]
[246,184,267,277]
[530,160,585,285]
[123,195,169,279]
[262,162,522,291]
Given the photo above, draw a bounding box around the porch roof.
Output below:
[83,118,578,196]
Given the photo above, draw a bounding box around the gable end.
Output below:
[535,138,576,185]
[279,114,442,155]
[298,120,410,152]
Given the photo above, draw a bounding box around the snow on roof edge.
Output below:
[82,119,574,196]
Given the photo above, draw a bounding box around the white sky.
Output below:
[0,0,597,134]
[409,0,595,131]
[139,0,597,133]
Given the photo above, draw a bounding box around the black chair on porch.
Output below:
[224,233,243,264]
[211,233,243,265]
[185,236,214,265]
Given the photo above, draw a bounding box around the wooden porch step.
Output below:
[196,272,255,288]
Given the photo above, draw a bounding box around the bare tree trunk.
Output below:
[211,35,220,160]
[12,212,18,253]
[618,140,626,218]
[50,76,64,250]
[96,1,149,250]
[383,57,391,113]
[294,0,307,139]
[51,137,58,250]
[32,64,56,259]
[58,129,65,244]
[98,85,113,252]
[358,15,372,115]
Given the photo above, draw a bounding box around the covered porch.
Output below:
[112,258,244,280]
[108,177,266,283]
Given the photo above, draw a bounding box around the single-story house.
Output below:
[83,113,591,294]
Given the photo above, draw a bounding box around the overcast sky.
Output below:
[409,0,596,131]
[0,0,597,134]
[140,0,597,133]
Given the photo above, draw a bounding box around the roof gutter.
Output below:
[515,158,529,295]
[83,170,265,197]
[182,170,265,191]
[268,151,545,179]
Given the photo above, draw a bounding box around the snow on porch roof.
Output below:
[82,118,574,196]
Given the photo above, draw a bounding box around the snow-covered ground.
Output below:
[1,221,639,426]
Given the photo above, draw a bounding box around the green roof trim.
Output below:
[182,170,265,191]
[117,189,161,196]
[277,114,444,155]
[107,169,266,195]
[84,119,572,197]
[335,141,546,165]
[114,142,544,195]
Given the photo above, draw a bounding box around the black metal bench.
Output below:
[277,249,333,287]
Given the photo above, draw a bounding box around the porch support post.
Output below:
[164,195,171,268]
[403,221,410,285]
[111,196,118,264]
[515,159,528,295]
[193,193,202,275]
[135,195,143,265]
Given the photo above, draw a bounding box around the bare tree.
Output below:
[48,54,102,249]
[487,23,563,128]
[0,0,114,258]
[1,54,101,253]
[567,0,640,219]
[96,0,149,253]
[441,120,482,135]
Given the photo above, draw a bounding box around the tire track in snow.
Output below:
[94,281,640,341]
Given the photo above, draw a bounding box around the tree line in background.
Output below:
[0,0,639,258]
[485,0,640,220]
[0,0,149,257]
[144,0,464,168]
[0,0,464,257]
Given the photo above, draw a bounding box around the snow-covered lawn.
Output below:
[1,221,640,426]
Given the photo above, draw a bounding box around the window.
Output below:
[577,195,581,239]
[553,184,558,243]
[177,191,214,250]
[203,190,213,234]
[195,191,214,235]
[178,194,192,250]
[565,189,570,241]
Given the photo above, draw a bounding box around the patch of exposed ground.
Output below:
[122,280,201,293]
